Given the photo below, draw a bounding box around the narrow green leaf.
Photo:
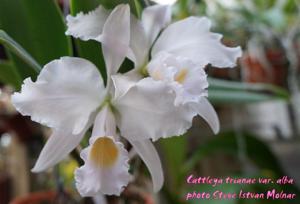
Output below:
[208,77,289,104]
[98,0,144,16]
[0,60,22,89]
[208,89,274,104]
[0,30,41,73]
[209,78,289,98]
[0,0,72,79]
[159,136,187,191]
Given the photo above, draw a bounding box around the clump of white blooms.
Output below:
[11,3,241,197]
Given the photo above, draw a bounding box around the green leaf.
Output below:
[159,136,187,191]
[253,0,276,10]
[0,60,22,89]
[284,0,299,14]
[208,89,273,104]
[209,78,289,98]
[0,30,41,73]
[70,0,107,82]
[183,132,284,175]
[0,0,72,79]
[98,0,144,16]
[208,78,289,104]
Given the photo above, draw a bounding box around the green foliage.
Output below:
[284,0,299,14]
[0,0,72,79]
[208,89,273,104]
[159,136,187,190]
[160,131,300,203]
[183,132,284,174]
[0,30,41,72]
[253,0,277,10]
[0,60,22,88]
[98,0,143,16]
[208,78,289,104]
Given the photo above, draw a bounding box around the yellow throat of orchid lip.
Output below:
[175,68,188,84]
[152,70,163,81]
[152,68,188,84]
[89,137,119,168]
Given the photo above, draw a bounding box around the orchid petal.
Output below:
[113,77,196,141]
[75,136,130,196]
[152,17,242,68]
[91,106,108,138]
[111,70,143,100]
[129,139,164,192]
[66,6,110,42]
[128,5,171,68]
[128,15,149,68]
[32,127,89,172]
[146,52,218,133]
[142,5,171,45]
[100,4,130,79]
[148,51,208,105]
[190,97,220,134]
[12,57,105,135]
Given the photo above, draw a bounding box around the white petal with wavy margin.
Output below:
[113,77,196,141]
[152,17,242,68]
[12,57,105,135]
[66,6,110,41]
[75,136,130,196]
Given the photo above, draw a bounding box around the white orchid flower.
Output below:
[11,2,242,196]
[126,5,242,70]
[147,51,209,105]
[66,4,171,70]
[66,4,130,83]
[64,4,207,139]
[114,5,243,140]
[11,4,163,196]
[64,4,241,142]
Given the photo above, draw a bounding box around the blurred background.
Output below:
[0,0,300,203]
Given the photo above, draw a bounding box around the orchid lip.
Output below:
[175,68,188,84]
[89,136,119,168]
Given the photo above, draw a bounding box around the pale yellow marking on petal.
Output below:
[152,70,163,81]
[175,68,188,84]
[89,137,119,168]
